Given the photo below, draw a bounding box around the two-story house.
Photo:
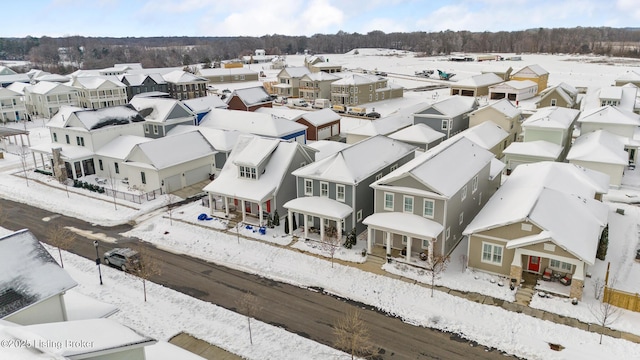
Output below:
[577,105,640,164]
[285,135,416,242]
[468,98,522,149]
[204,134,316,226]
[70,76,128,109]
[330,73,403,106]
[163,70,208,100]
[510,64,549,94]
[0,87,27,122]
[535,82,581,109]
[23,81,79,118]
[304,55,342,73]
[298,72,340,101]
[274,67,311,98]
[200,108,307,143]
[464,162,609,300]
[226,86,273,112]
[450,72,504,97]
[196,67,259,84]
[364,136,497,264]
[120,73,168,101]
[413,95,479,139]
[129,97,196,138]
[503,106,579,172]
[566,129,628,186]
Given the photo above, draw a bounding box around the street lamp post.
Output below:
[93,240,103,285]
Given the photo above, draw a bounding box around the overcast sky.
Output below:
[6,0,639,38]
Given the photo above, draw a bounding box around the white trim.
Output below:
[421,238,430,249]
[320,181,329,197]
[481,241,503,266]
[304,178,313,196]
[384,192,394,211]
[472,175,478,193]
[336,184,345,202]
[461,185,467,201]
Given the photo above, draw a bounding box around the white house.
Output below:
[24,81,79,118]
[0,87,27,122]
[489,80,538,102]
[200,108,307,143]
[577,105,640,164]
[129,97,196,138]
[70,76,128,109]
[566,129,628,186]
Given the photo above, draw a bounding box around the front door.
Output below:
[527,256,540,273]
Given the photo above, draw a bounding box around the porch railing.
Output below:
[103,187,163,204]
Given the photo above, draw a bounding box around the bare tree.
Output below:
[105,166,118,210]
[589,278,621,345]
[164,192,178,226]
[333,309,374,360]
[47,225,75,268]
[236,292,261,345]
[17,144,30,187]
[428,255,450,298]
[320,230,342,268]
[130,247,162,302]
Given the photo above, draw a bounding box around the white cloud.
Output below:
[299,0,345,35]
[617,0,640,20]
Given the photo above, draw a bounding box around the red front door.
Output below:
[528,256,540,272]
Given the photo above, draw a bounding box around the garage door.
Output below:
[331,124,339,136]
[491,92,506,100]
[165,174,182,192]
[184,166,210,186]
[318,126,332,140]
[461,89,475,97]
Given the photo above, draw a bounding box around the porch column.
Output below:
[406,236,412,262]
[570,262,585,300]
[303,214,309,239]
[31,152,37,170]
[224,196,229,218]
[428,239,434,266]
[510,248,523,285]
[258,203,264,226]
[385,231,391,256]
[287,210,293,236]
[366,227,372,254]
[336,218,342,241]
[319,217,325,241]
[241,199,246,223]
[208,193,214,214]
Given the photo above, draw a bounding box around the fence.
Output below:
[104,187,163,204]
[604,286,640,312]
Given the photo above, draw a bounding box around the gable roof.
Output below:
[616,70,640,83]
[472,98,521,119]
[578,105,640,126]
[71,76,126,89]
[374,136,494,198]
[228,86,272,106]
[513,64,549,76]
[490,79,538,90]
[536,84,575,106]
[197,68,257,77]
[162,70,208,84]
[416,95,478,117]
[255,107,307,121]
[182,95,228,112]
[344,111,413,136]
[522,106,579,130]
[279,66,311,78]
[95,135,152,160]
[200,108,306,138]
[127,131,215,169]
[120,73,166,86]
[566,129,628,165]
[388,123,445,144]
[452,121,509,149]
[166,125,240,152]
[0,229,77,319]
[502,140,562,159]
[292,135,416,185]
[332,73,385,85]
[455,72,504,87]
[298,108,341,126]
[129,97,195,123]
[306,140,351,161]
[69,105,145,131]
[26,81,77,95]
[300,72,340,82]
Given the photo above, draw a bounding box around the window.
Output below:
[65,134,70,144]
[481,242,503,265]
[153,125,159,135]
[403,195,413,213]
[141,171,146,184]
[423,199,434,218]
[357,209,363,221]
[239,166,257,179]
[544,243,556,252]
[441,119,449,130]
[304,179,313,195]
[446,227,450,240]
[300,161,306,168]
[384,192,394,210]
[336,184,345,202]
[459,212,464,225]
[521,223,533,232]
[472,175,478,193]
[98,159,103,171]
[144,124,149,133]
[369,85,373,91]
[320,182,329,197]
[461,185,467,201]
[549,259,573,272]
[390,163,398,172]
[422,239,430,249]
[307,215,314,225]
[53,133,57,142]
[114,162,119,174]
[375,173,383,180]
[402,236,407,245]
[550,99,557,106]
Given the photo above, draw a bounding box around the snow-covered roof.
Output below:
[513,64,549,76]
[491,79,538,90]
[306,140,350,161]
[228,86,272,106]
[72,75,126,89]
[30,142,95,160]
[0,229,77,319]
[332,73,385,85]
[452,121,508,149]
[292,135,416,184]
[301,71,340,82]
[6,318,156,358]
[345,111,413,136]
[298,108,341,126]
[363,212,443,239]
[200,109,306,138]
[120,73,166,86]
[566,129,628,165]
[203,135,311,202]
[388,123,445,144]
[129,97,194,123]
[95,135,152,160]
[0,87,22,98]
[616,70,640,83]
[6,81,29,94]
[167,125,240,152]
[490,158,506,180]
[64,291,119,321]
[279,66,311,78]
[233,136,279,167]
[578,105,640,126]
[473,98,521,119]
[502,140,562,159]
[454,72,504,87]
[198,68,257,77]
[71,105,145,131]
[255,107,307,121]
[162,70,208,84]
[35,73,70,83]
[537,84,575,106]
[182,95,228,112]
[600,86,623,100]
[284,197,353,219]
[127,131,215,169]
[416,95,478,117]
[26,81,77,95]
[522,106,579,129]
[45,105,84,128]
[373,136,494,198]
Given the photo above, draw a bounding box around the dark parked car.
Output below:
[103,248,140,272]
[365,112,381,119]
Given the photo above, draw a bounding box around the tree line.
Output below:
[1,27,639,74]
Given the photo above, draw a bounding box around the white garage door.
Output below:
[165,174,182,192]
[318,126,332,140]
[331,123,339,135]
[184,166,210,186]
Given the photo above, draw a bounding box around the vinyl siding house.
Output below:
[345,106,415,144]
[577,105,640,164]
[615,70,640,87]
[167,125,240,172]
[0,87,27,122]
[93,134,152,183]
[286,135,416,241]
[163,70,208,100]
[298,72,340,101]
[204,134,316,226]
[388,123,445,151]
[196,68,259,84]
[413,95,479,139]
[489,80,538,102]
[200,108,307,143]
[451,121,509,159]
[226,86,273,112]
[331,73,403,106]
[468,98,522,150]
[274,67,311,98]
[0,229,77,325]
[566,130,628,187]
[70,76,128,109]
[510,64,549,94]
[129,97,196,138]
[535,82,580,109]
[182,95,228,125]
[305,55,342,73]
[464,162,610,300]
[364,136,496,264]
[295,108,341,141]
[23,81,79,118]
[450,73,504,97]
[120,73,168,101]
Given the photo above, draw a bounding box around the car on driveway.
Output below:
[365,111,381,119]
[103,248,140,272]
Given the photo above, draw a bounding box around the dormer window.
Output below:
[239,165,257,179]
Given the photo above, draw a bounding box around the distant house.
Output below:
[510,64,549,94]
[0,229,77,325]
[566,129,628,186]
[364,136,496,263]
[615,70,640,87]
[464,162,609,300]
[298,71,340,101]
[204,134,316,226]
[23,81,79,118]
[196,67,259,84]
[241,49,276,64]
[488,80,538,102]
[481,65,513,81]
[388,123,445,151]
[535,82,580,109]
[200,108,307,143]
[129,97,196,138]
[120,73,168,101]
[577,105,640,164]
[468,98,522,150]
[330,73,403,106]
[295,108,341,141]
[590,85,639,113]
[70,76,128,109]
[345,107,414,144]
[450,73,504,97]
[0,87,27,122]
[413,95,479,139]
[182,95,228,125]
[304,55,342,73]
[163,70,208,100]
[451,121,509,159]
[287,135,417,238]
[274,67,311,98]
[226,86,273,112]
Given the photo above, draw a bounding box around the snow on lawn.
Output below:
[290,237,368,264]
[40,243,350,360]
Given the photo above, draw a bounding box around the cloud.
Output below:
[617,0,640,21]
